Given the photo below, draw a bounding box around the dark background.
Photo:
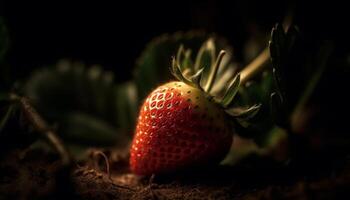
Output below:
[1,2,350,199]
[3,1,349,82]
[4,0,348,80]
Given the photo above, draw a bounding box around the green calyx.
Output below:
[171,38,260,119]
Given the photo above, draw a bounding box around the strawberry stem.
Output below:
[240,47,270,85]
[204,50,226,93]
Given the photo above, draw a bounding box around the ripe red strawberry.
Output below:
[130,81,232,175]
[130,40,260,175]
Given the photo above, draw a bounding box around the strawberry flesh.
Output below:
[130,81,233,175]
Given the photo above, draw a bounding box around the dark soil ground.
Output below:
[1,146,350,200]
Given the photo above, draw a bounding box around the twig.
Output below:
[149,174,155,185]
[148,174,158,200]
[10,94,71,166]
[240,48,270,85]
[93,150,111,179]
[111,182,136,192]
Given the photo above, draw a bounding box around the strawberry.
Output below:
[130,39,260,175]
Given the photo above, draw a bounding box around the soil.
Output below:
[1,147,350,200]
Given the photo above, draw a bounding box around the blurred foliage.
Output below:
[269,24,333,131]
[233,71,274,142]
[222,127,288,165]
[224,23,335,164]
[24,61,134,150]
[221,59,283,164]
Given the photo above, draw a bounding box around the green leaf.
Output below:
[231,71,275,139]
[225,104,261,119]
[254,126,288,149]
[195,39,217,90]
[194,38,216,71]
[220,74,240,108]
[222,126,288,165]
[170,56,191,85]
[203,50,226,93]
[176,45,195,78]
[269,24,285,68]
[189,67,204,89]
[59,112,127,147]
[115,81,138,134]
[25,61,134,152]
[221,135,259,165]
[268,24,298,127]
[181,49,193,74]
[268,23,333,131]
[234,73,273,108]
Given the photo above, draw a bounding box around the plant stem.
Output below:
[240,47,270,85]
[10,94,71,166]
